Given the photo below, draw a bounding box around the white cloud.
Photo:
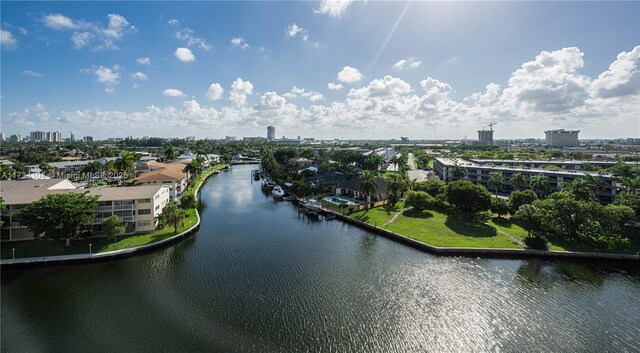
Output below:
[175,27,212,50]
[337,66,362,83]
[286,23,309,41]
[23,70,44,77]
[590,45,640,99]
[315,0,354,18]
[229,78,254,107]
[206,83,224,101]
[283,86,324,101]
[393,57,422,70]
[168,19,180,26]
[43,14,78,29]
[464,83,500,106]
[71,32,94,49]
[131,72,148,81]
[1,29,17,49]
[137,57,151,65]
[174,47,195,62]
[42,13,135,50]
[231,37,249,49]
[83,65,120,93]
[420,77,452,102]
[328,82,343,90]
[349,75,411,99]
[500,47,591,114]
[163,88,185,97]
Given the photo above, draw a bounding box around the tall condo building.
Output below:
[267,126,275,140]
[545,129,579,147]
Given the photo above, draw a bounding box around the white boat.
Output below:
[301,199,323,211]
[271,185,285,198]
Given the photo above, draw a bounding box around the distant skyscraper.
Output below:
[83,136,94,142]
[545,129,579,147]
[9,134,22,143]
[0,132,4,141]
[267,126,275,140]
[70,131,75,141]
[30,131,46,142]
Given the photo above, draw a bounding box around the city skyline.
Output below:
[1,1,639,140]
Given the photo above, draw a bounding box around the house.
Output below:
[128,162,188,201]
[0,179,170,241]
[330,176,389,202]
[288,157,314,167]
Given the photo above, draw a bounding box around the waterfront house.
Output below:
[128,162,188,201]
[330,176,390,203]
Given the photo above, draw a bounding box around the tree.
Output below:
[14,192,99,245]
[0,197,5,227]
[0,164,16,180]
[534,193,604,239]
[114,152,137,178]
[582,174,607,194]
[385,173,406,201]
[610,162,639,179]
[530,174,550,198]
[602,204,635,238]
[446,180,492,217]
[413,178,446,198]
[102,215,126,242]
[39,162,55,177]
[164,145,178,162]
[561,178,596,202]
[159,201,186,233]
[613,190,640,218]
[488,171,505,195]
[404,191,434,211]
[512,204,542,238]
[180,194,197,210]
[508,190,538,215]
[509,173,527,191]
[451,162,466,181]
[491,197,509,218]
[358,170,378,206]
[621,176,640,193]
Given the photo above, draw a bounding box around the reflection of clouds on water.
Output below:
[200,173,256,214]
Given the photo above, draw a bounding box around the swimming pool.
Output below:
[324,197,354,206]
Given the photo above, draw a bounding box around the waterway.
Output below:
[2,164,639,352]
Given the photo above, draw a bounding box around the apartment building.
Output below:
[434,158,618,203]
[129,162,188,201]
[0,179,170,241]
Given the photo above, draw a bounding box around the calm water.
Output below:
[2,164,640,352]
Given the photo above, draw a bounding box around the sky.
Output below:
[1,1,639,140]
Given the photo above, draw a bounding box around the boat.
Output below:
[271,185,285,198]
[324,214,336,221]
[301,199,323,211]
[283,196,296,201]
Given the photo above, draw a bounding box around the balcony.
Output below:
[96,205,112,212]
[113,204,133,211]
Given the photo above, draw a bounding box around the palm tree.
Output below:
[114,152,137,179]
[159,201,186,233]
[102,160,116,174]
[451,162,466,181]
[530,174,550,198]
[582,174,606,194]
[164,145,178,162]
[488,171,505,195]
[359,170,378,207]
[509,173,527,191]
[561,178,594,201]
[386,173,406,202]
[0,164,16,180]
[39,162,55,177]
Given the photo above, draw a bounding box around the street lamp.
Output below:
[12,248,15,259]
[89,243,92,254]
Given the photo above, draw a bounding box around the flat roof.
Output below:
[434,158,615,178]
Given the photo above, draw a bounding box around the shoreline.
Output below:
[326,209,639,262]
[0,165,228,269]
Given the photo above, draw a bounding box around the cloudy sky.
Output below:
[1,1,639,140]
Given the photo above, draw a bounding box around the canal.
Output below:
[2,164,639,352]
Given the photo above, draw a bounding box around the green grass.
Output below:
[349,202,404,226]
[384,208,525,249]
[2,165,226,260]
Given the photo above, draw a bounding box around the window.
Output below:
[138,209,151,215]
[138,220,152,227]
[139,198,151,203]
[155,205,160,210]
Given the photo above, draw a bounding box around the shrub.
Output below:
[404,191,435,211]
[524,236,549,250]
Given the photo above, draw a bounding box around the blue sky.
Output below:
[1,1,639,140]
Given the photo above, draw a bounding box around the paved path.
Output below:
[382,207,411,227]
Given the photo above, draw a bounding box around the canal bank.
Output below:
[3,163,639,352]
[0,164,228,268]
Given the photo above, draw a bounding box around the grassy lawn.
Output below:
[2,165,225,260]
[349,202,404,226]
[385,209,524,249]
